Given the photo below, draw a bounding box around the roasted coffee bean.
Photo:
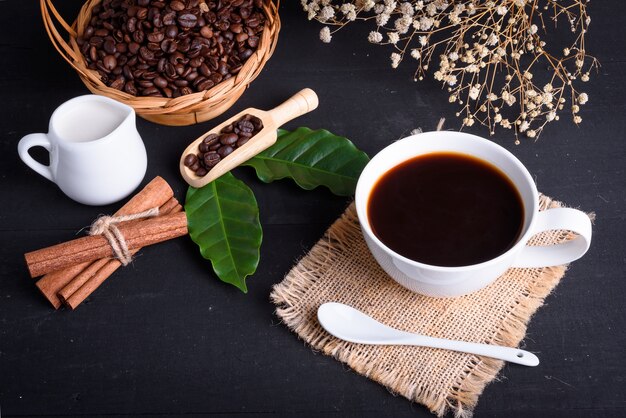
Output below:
[142,86,160,95]
[198,142,210,153]
[110,77,125,90]
[178,13,198,28]
[89,45,98,61]
[133,30,145,43]
[103,39,116,54]
[246,17,261,28]
[237,119,254,133]
[219,133,238,145]
[250,115,263,130]
[133,68,145,78]
[162,11,176,25]
[103,54,117,71]
[184,153,198,167]
[177,37,191,53]
[170,0,185,11]
[203,152,220,167]
[126,17,137,33]
[115,54,128,68]
[124,80,138,95]
[247,35,259,48]
[236,136,250,147]
[157,57,166,73]
[128,41,140,54]
[199,63,211,77]
[161,39,177,53]
[165,24,178,38]
[139,46,154,61]
[123,64,133,80]
[217,62,229,75]
[138,79,154,88]
[84,26,95,38]
[200,26,213,39]
[136,7,148,20]
[147,31,165,42]
[240,7,251,19]
[209,142,221,151]
[203,133,219,145]
[153,76,168,88]
[195,167,208,176]
[95,28,109,37]
[197,78,215,91]
[189,57,203,68]
[89,36,104,47]
[164,62,177,78]
[239,48,253,60]
[216,145,234,158]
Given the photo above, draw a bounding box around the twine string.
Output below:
[89,207,160,265]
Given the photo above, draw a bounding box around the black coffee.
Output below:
[367,152,524,267]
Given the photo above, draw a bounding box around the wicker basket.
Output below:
[41,0,280,126]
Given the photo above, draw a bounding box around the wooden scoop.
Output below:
[180,88,319,188]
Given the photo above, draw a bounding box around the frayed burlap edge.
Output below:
[271,195,593,417]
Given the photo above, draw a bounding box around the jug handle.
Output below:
[18,133,54,182]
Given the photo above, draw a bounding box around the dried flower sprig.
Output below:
[302,0,598,141]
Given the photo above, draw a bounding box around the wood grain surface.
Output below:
[0,1,624,417]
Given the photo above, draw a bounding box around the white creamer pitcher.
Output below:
[18,95,147,205]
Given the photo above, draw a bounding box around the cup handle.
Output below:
[512,208,592,268]
[18,133,54,182]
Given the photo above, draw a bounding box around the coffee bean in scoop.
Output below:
[184,113,264,177]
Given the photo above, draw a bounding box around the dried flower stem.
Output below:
[304,0,598,141]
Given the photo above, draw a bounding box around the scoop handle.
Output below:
[267,88,319,127]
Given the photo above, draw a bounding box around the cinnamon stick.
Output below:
[33,176,174,308]
[25,212,187,278]
[59,199,183,309]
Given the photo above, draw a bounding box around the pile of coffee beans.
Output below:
[184,113,263,176]
[77,0,266,98]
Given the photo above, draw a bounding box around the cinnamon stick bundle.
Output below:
[29,176,187,309]
[25,212,187,278]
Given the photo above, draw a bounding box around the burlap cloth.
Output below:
[271,195,589,417]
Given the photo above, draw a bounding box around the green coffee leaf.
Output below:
[243,127,370,196]
[185,172,262,293]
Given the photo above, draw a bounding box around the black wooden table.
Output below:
[1,1,624,417]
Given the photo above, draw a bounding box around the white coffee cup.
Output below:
[355,131,592,298]
[18,95,147,205]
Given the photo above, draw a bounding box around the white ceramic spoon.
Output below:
[317,302,539,367]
